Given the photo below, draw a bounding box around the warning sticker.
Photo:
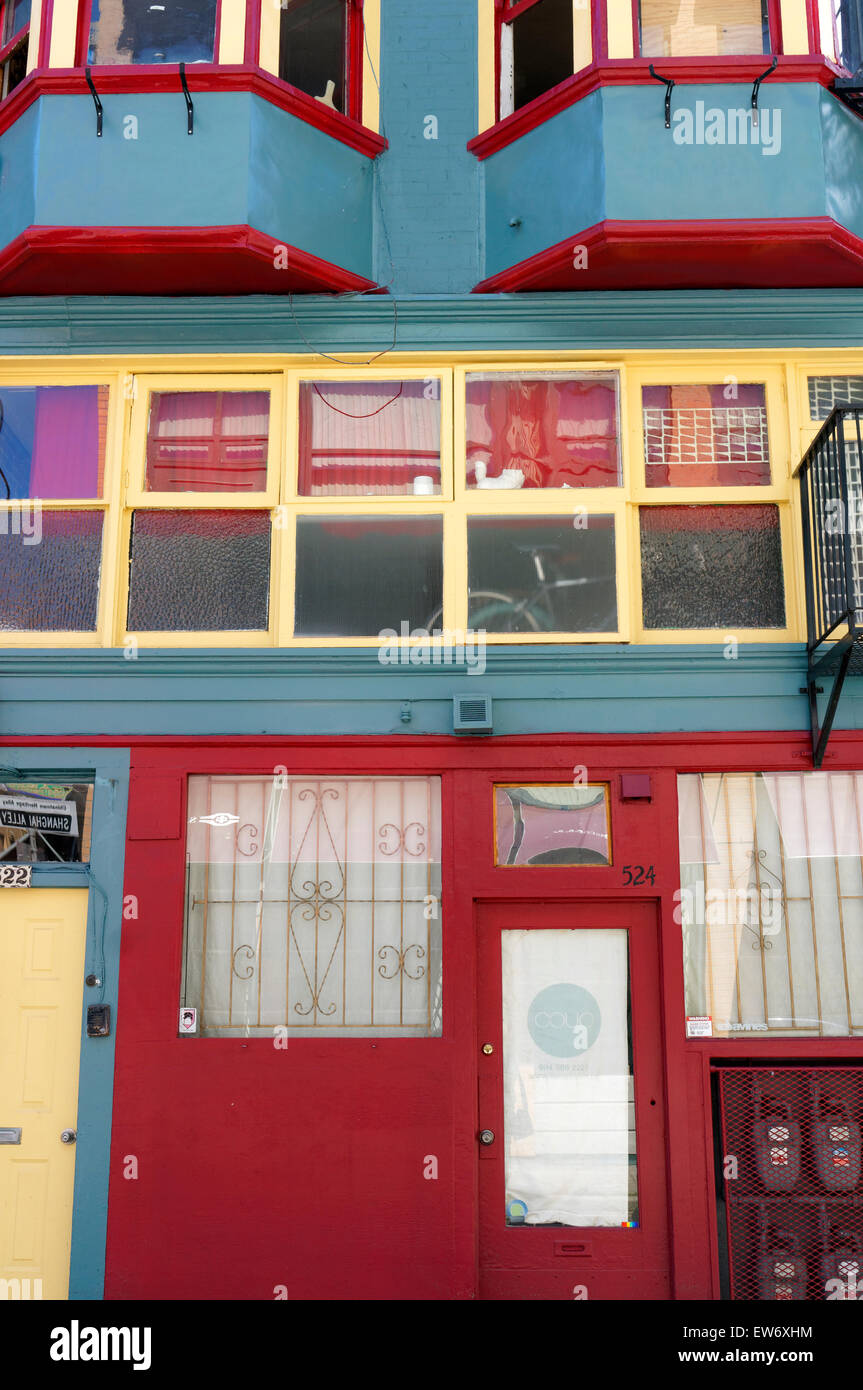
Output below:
[686,1015,713,1038]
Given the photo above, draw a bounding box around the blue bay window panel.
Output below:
[638,0,771,57]
[293,515,444,636]
[467,515,618,634]
[639,504,786,629]
[88,0,218,66]
[0,510,103,631]
[127,509,271,631]
[0,386,106,500]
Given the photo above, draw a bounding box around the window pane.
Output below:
[298,380,442,496]
[819,0,863,70]
[495,784,611,866]
[127,510,271,631]
[505,0,573,112]
[678,772,863,1038]
[467,516,617,633]
[280,0,348,112]
[294,515,443,636]
[88,0,217,64]
[639,0,770,56]
[808,375,863,420]
[643,384,770,487]
[4,0,30,42]
[0,509,102,631]
[181,775,443,1037]
[0,781,92,864]
[502,928,638,1226]
[640,505,785,628]
[467,373,621,490]
[1,37,27,96]
[146,391,270,493]
[0,386,106,499]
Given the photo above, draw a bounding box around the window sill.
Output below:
[469,56,843,161]
[0,65,387,158]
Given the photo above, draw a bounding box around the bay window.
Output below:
[86,0,218,65]
[498,0,579,118]
[818,0,863,70]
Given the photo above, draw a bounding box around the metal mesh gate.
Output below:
[715,1066,863,1300]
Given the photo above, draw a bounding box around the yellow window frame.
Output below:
[259,0,382,133]
[126,371,283,508]
[0,366,123,648]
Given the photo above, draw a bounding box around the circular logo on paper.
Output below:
[527,984,601,1058]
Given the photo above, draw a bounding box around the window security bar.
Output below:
[794,406,863,764]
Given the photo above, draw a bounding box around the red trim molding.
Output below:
[0,225,381,296]
[473,217,863,292]
[469,56,843,160]
[0,66,387,157]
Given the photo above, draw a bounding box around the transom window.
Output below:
[181,774,443,1038]
[0,360,800,645]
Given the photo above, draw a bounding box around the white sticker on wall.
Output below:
[686,1015,713,1038]
[179,1008,197,1035]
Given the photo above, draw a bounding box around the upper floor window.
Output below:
[86,0,218,66]
[279,0,359,114]
[638,0,772,58]
[0,0,29,98]
[818,0,863,71]
[499,0,575,118]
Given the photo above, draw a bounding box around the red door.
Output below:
[477,899,671,1299]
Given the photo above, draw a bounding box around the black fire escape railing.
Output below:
[795,406,863,765]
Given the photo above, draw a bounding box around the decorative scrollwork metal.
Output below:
[378,821,426,857]
[235,823,259,858]
[231,945,256,980]
[378,943,426,981]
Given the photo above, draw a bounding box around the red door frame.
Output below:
[476,897,671,1300]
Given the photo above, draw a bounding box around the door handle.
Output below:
[479,1129,495,1146]
[0,1127,22,1144]
[60,1130,77,1145]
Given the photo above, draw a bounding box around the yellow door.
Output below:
[0,889,88,1300]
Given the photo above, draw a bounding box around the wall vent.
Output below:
[453,694,493,734]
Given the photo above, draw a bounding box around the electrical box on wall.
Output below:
[87,1005,111,1038]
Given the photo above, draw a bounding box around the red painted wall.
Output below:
[98,733,863,1301]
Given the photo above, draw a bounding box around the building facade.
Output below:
[1,0,863,1302]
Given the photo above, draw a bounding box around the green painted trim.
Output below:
[4,292,863,354]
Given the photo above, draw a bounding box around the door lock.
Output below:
[60,1130,77,1145]
[481,1043,494,1055]
[479,1129,495,1146]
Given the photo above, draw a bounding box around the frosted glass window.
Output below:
[467,516,617,633]
[146,391,270,493]
[0,510,102,631]
[502,928,637,1226]
[181,775,443,1037]
[0,386,106,499]
[495,785,611,866]
[127,510,271,631]
[639,0,770,56]
[640,505,785,628]
[298,381,442,496]
[466,372,621,489]
[643,384,770,488]
[679,772,863,1038]
[88,0,217,64]
[294,515,443,636]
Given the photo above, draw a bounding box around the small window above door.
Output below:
[494,783,612,866]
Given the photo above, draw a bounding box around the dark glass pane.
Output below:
[127,510,270,631]
[640,505,785,628]
[294,516,443,636]
[0,781,93,864]
[643,384,770,488]
[280,0,348,113]
[510,0,573,111]
[4,0,29,42]
[88,0,217,65]
[2,36,27,94]
[0,509,102,631]
[0,386,106,499]
[639,0,770,56]
[467,516,617,633]
[146,391,270,493]
[467,374,621,489]
[298,381,442,496]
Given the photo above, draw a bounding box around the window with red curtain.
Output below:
[145,391,270,493]
[465,373,621,489]
[297,380,442,496]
